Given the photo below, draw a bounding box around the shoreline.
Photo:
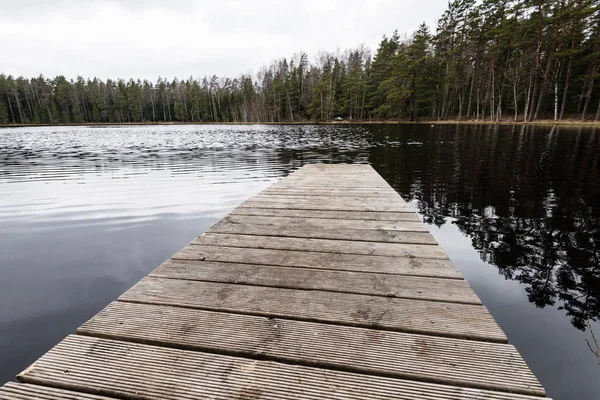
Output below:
[1,119,598,129]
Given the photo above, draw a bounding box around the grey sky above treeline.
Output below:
[1,0,446,80]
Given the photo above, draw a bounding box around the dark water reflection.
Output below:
[0,124,598,399]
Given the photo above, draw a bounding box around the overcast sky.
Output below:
[1,0,447,81]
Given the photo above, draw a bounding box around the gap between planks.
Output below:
[171,245,464,279]
[119,276,508,343]
[76,302,545,396]
[150,259,480,304]
[193,233,450,259]
[16,335,547,400]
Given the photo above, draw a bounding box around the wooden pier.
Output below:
[0,164,548,399]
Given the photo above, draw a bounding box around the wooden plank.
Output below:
[193,233,449,259]
[246,194,408,206]
[261,192,402,199]
[171,245,463,279]
[261,188,398,197]
[247,197,409,208]
[119,277,507,342]
[267,184,397,192]
[240,200,412,212]
[230,207,420,221]
[220,214,427,232]
[300,163,373,168]
[18,335,546,400]
[262,191,399,198]
[209,221,436,245]
[277,170,386,177]
[266,182,393,189]
[0,383,118,400]
[293,166,377,172]
[78,302,545,396]
[150,259,479,304]
[269,177,393,185]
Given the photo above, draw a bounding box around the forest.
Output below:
[1,0,599,125]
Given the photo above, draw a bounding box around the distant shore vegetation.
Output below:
[1,0,599,126]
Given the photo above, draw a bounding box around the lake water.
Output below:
[0,124,599,399]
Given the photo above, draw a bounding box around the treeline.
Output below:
[1,0,599,125]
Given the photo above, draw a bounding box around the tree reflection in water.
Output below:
[374,124,600,330]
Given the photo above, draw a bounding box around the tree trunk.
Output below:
[582,76,595,120]
[467,70,475,119]
[490,64,495,121]
[288,94,294,122]
[554,81,558,120]
[524,70,534,121]
[6,93,15,123]
[528,0,544,121]
[534,57,554,120]
[441,62,450,119]
[513,67,519,121]
[12,90,24,123]
[560,40,575,119]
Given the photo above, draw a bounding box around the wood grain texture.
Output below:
[18,335,547,400]
[230,207,420,221]
[209,220,436,245]
[269,180,392,187]
[249,194,407,204]
[219,214,429,232]
[171,245,463,278]
[193,233,449,259]
[219,215,422,233]
[246,194,408,205]
[119,277,507,342]
[78,302,545,396]
[0,383,118,400]
[262,189,399,197]
[151,259,479,304]
[267,184,398,192]
[239,200,412,212]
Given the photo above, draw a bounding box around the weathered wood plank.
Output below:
[266,176,389,181]
[193,233,449,259]
[267,184,397,191]
[255,194,404,202]
[240,200,413,212]
[246,194,408,206]
[0,383,118,400]
[262,189,399,197]
[171,245,463,278]
[18,335,546,399]
[300,163,373,169]
[220,214,427,232]
[150,259,479,304]
[268,181,395,189]
[119,277,506,342]
[230,207,420,221]
[209,221,436,245]
[78,302,545,396]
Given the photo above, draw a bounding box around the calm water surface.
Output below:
[0,124,599,399]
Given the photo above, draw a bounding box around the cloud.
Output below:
[0,0,446,80]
